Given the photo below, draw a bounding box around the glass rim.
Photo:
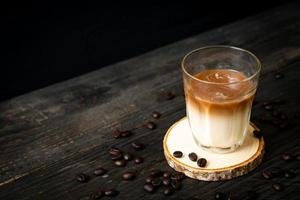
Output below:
[181,45,261,85]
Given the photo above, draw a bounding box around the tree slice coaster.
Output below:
[163,117,264,181]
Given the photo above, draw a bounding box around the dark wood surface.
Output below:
[1,3,300,199]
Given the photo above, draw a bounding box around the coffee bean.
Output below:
[262,170,273,179]
[282,152,294,161]
[264,104,273,110]
[75,173,89,183]
[114,159,126,167]
[104,189,118,196]
[144,183,155,193]
[244,190,257,200]
[162,178,171,186]
[146,121,156,130]
[294,112,300,119]
[188,152,198,162]
[170,179,181,190]
[112,130,121,139]
[123,153,133,161]
[165,92,175,100]
[151,178,162,187]
[214,191,225,199]
[163,171,171,178]
[279,122,288,129]
[274,72,284,79]
[131,142,144,150]
[284,170,295,179]
[280,114,287,120]
[269,167,283,177]
[171,172,184,181]
[263,101,271,106]
[272,119,282,125]
[273,99,285,105]
[163,186,173,196]
[173,151,183,158]
[111,153,123,161]
[134,157,144,164]
[122,171,135,180]
[121,130,132,137]
[151,111,161,119]
[272,183,284,191]
[145,176,154,183]
[150,169,162,177]
[296,154,300,160]
[197,158,207,167]
[272,110,280,117]
[227,192,238,200]
[93,167,107,176]
[109,147,122,156]
[253,130,262,138]
[89,190,104,200]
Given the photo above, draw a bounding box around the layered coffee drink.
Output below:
[182,46,260,153]
[184,69,255,153]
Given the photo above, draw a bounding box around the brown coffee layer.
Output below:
[184,69,255,115]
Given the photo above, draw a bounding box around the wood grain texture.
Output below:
[1,2,300,199]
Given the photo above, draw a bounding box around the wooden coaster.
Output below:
[163,117,264,181]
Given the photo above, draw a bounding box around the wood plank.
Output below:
[1,2,300,199]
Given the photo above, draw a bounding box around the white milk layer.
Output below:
[186,100,252,149]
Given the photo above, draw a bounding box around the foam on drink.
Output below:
[184,69,255,153]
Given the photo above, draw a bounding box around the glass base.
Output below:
[200,144,241,154]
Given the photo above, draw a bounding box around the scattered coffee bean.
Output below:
[170,179,181,190]
[75,173,89,183]
[279,122,288,129]
[104,189,118,196]
[197,158,207,167]
[163,186,173,196]
[114,159,126,167]
[93,167,107,176]
[282,152,294,161]
[146,121,156,130]
[244,190,257,200]
[171,172,184,181]
[264,104,273,110]
[272,183,284,191]
[294,112,300,119]
[111,153,123,161]
[151,111,161,119]
[296,154,300,160]
[121,130,132,137]
[165,92,175,100]
[263,101,271,106]
[272,110,280,117]
[253,130,262,138]
[151,178,162,187]
[274,72,284,79]
[284,169,295,179]
[112,130,121,139]
[214,191,225,199]
[122,171,135,180]
[262,170,273,180]
[227,192,238,200]
[188,152,198,162]
[144,183,155,193]
[109,147,122,156]
[162,178,171,186]
[134,157,144,164]
[123,153,133,161]
[272,119,282,125]
[163,171,171,178]
[89,190,104,200]
[150,169,162,177]
[269,167,283,177]
[173,151,183,158]
[273,99,285,105]
[145,176,154,183]
[131,142,144,150]
[280,114,287,120]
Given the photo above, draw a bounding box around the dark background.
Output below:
[0,1,293,101]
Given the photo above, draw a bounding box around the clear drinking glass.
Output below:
[182,46,261,153]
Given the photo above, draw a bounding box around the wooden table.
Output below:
[1,3,300,199]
